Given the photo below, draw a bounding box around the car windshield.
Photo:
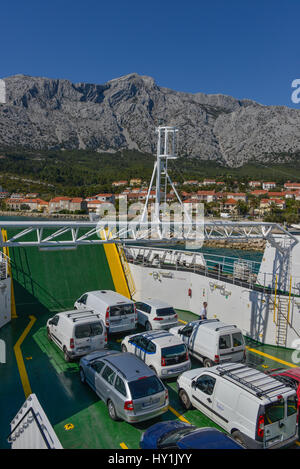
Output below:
[161,344,186,358]
[128,376,164,399]
[156,307,176,317]
[110,304,134,317]
[158,426,197,448]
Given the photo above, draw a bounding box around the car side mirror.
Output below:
[191,380,197,390]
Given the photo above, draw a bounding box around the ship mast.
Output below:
[141,126,186,223]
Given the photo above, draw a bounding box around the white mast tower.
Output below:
[141,126,186,223]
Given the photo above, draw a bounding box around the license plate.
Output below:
[143,398,160,408]
[265,436,282,447]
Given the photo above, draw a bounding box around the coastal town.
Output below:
[1,178,300,223]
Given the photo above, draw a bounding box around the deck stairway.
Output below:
[274,297,290,347]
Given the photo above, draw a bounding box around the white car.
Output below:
[170,319,246,367]
[177,363,298,449]
[135,299,178,330]
[121,330,191,379]
[47,310,107,362]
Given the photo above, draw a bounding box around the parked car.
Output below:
[170,319,246,367]
[121,330,191,379]
[47,310,107,362]
[177,362,298,449]
[135,299,178,330]
[269,367,300,436]
[74,290,137,334]
[140,421,244,449]
[79,350,169,423]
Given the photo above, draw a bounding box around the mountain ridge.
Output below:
[1,73,300,167]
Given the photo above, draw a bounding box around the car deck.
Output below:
[1,309,300,449]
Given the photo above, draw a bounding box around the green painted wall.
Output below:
[9,244,115,317]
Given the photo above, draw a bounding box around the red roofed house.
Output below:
[225,192,247,202]
[196,191,216,202]
[5,198,49,212]
[223,198,238,212]
[284,182,300,190]
[249,181,261,188]
[49,197,87,213]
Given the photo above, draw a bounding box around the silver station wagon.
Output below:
[79,350,169,423]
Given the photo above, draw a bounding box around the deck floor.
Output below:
[0,309,299,449]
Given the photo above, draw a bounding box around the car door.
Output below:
[135,302,148,326]
[128,336,142,356]
[179,323,194,346]
[97,364,116,402]
[190,374,216,419]
[49,315,63,349]
[85,360,105,391]
[218,334,234,363]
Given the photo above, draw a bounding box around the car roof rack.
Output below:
[142,331,173,341]
[71,312,102,322]
[65,310,95,317]
[215,325,237,331]
[215,364,291,398]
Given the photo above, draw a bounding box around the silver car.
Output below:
[79,350,169,423]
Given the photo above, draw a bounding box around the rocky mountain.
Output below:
[0,73,300,167]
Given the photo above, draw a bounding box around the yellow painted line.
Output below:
[295,441,300,447]
[246,346,297,368]
[120,442,128,449]
[168,405,190,424]
[178,319,187,324]
[14,315,36,398]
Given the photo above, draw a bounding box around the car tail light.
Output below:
[70,338,74,349]
[174,314,178,319]
[124,400,134,411]
[154,317,163,321]
[165,389,168,402]
[161,357,166,367]
[214,355,220,363]
[105,307,109,327]
[257,415,265,439]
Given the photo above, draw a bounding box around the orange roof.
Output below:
[224,198,238,204]
[197,191,216,195]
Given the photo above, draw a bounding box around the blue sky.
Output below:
[1,0,299,107]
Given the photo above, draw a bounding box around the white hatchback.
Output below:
[135,299,178,331]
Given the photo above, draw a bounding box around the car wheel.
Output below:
[179,389,192,410]
[145,321,152,331]
[64,347,71,362]
[203,358,214,367]
[121,344,127,353]
[79,367,86,383]
[107,400,119,421]
[232,431,248,448]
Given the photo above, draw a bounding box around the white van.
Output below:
[74,290,137,334]
[177,363,298,449]
[169,319,245,367]
[46,310,107,362]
